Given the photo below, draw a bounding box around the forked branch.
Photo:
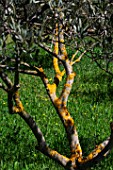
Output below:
[36,10,113,169]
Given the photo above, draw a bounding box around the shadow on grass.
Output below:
[72,72,113,102]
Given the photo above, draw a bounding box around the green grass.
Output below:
[0,57,113,170]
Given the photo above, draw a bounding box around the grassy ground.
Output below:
[0,56,113,170]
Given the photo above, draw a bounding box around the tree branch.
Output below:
[53,23,65,86]
[12,88,70,168]
[0,82,7,91]
[0,69,13,89]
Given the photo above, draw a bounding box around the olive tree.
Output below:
[0,0,113,170]
[63,0,113,76]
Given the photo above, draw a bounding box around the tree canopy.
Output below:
[0,0,113,74]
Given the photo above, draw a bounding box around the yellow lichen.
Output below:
[49,150,69,162]
[54,98,62,107]
[60,39,64,43]
[38,67,44,73]
[61,54,67,60]
[95,149,101,154]
[47,83,57,94]
[61,49,67,57]
[53,57,65,82]
[64,116,74,126]
[78,157,83,163]
[13,102,24,113]
[53,58,60,72]
[75,144,82,154]
[50,150,57,156]
[54,44,58,55]
[65,84,71,88]
[68,73,76,80]
[54,23,59,55]
[56,74,62,81]
[87,153,93,160]
[13,106,20,113]
[13,91,24,113]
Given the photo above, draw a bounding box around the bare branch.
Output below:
[53,23,65,85]
[38,43,56,57]
[19,69,38,75]
[0,69,13,88]
[37,146,70,167]
[71,50,87,65]
[71,50,79,64]
[13,89,70,167]
[0,82,7,92]
[94,60,113,77]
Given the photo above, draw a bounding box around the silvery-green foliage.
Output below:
[0,0,113,74]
